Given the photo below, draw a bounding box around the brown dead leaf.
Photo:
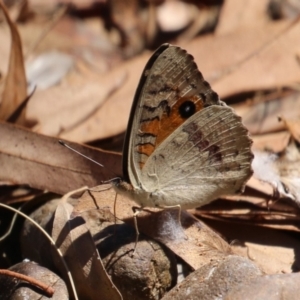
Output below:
[26,66,126,141]
[0,121,121,194]
[200,218,300,274]
[58,51,149,141]
[234,92,300,135]
[279,116,300,143]
[0,1,27,125]
[0,25,11,74]
[210,19,300,97]
[252,131,291,152]
[217,0,270,35]
[52,202,122,300]
[196,194,300,232]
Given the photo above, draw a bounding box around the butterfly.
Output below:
[113,44,253,213]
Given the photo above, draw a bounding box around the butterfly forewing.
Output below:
[127,44,223,187]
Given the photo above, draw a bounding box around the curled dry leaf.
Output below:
[249,101,300,203]
[51,202,122,300]
[0,261,68,299]
[0,1,27,125]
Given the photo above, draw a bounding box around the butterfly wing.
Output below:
[124,44,224,188]
[140,105,253,209]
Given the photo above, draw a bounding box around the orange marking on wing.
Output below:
[140,118,160,136]
[137,143,155,157]
[156,95,204,145]
[137,95,204,168]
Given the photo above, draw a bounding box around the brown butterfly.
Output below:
[114,44,253,213]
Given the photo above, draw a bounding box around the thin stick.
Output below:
[0,269,54,297]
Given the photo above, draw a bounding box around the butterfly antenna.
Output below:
[58,140,104,168]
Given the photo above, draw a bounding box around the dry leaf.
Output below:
[211,19,300,97]
[27,67,126,140]
[234,92,300,135]
[0,1,27,125]
[52,202,122,300]
[108,0,152,58]
[25,55,127,142]
[0,121,121,194]
[252,131,290,153]
[217,0,271,34]
[279,116,300,143]
[198,218,300,274]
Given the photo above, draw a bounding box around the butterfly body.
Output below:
[114,44,253,210]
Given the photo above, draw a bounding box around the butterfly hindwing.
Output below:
[140,105,253,208]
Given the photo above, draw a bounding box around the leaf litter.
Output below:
[0,0,300,299]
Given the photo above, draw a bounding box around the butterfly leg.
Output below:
[132,206,143,256]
